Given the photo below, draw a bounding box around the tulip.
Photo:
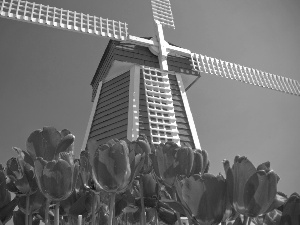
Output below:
[0,164,10,209]
[177,173,227,225]
[190,149,209,175]
[88,138,145,193]
[0,164,19,225]
[34,151,79,201]
[6,147,37,195]
[174,146,194,177]
[223,156,279,218]
[152,142,178,187]
[87,138,145,225]
[27,127,79,225]
[280,192,300,225]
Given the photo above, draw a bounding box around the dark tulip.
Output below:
[178,173,227,225]
[141,173,158,198]
[153,141,180,187]
[223,156,279,217]
[6,147,37,195]
[174,146,194,177]
[131,134,152,174]
[0,164,10,208]
[280,192,300,225]
[34,152,79,201]
[190,149,209,175]
[157,202,178,225]
[26,127,74,161]
[79,149,92,189]
[88,138,145,193]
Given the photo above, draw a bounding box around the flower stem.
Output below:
[28,211,32,225]
[154,209,159,225]
[139,176,146,225]
[44,199,50,225]
[54,202,60,225]
[78,215,82,225]
[92,194,96,225]
[243,216,249,225]
[172,187,182,225]
[108,193,116,225]
[25,195,29,225]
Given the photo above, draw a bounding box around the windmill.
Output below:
[1,0,299,151]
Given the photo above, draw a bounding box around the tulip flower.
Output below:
[27,127,79,225]
[152,141,178,187]
[129,134,152,175]
[0,164,19,225]
[223,156,279,218]
[174,146,194,177]
[88,138,145,193]
[190,149,210,175]
[34,151,79,201]
[87,138,145,225]
[6,147,38,195]
[280,192,300,225]
[0,164,10,209]
[26,127,74,161]
[176,173,227,225]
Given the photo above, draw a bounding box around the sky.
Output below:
[0,0,300,214]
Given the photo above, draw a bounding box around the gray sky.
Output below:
[1,0,300,216]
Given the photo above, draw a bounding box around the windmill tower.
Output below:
[1,0,299,150]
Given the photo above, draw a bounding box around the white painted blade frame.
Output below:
[0,0,128,40]
[191,53,300,96]
[151,0,175,29]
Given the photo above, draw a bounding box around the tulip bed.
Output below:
[0,126,299,225]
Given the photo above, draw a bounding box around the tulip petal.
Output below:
[34,157,47,195]
[223,160,234,206]
[232,156,256,214]
[87,138,100,169]
[280,192,300,225]
[191,150,203,175]
[182,174,226,224]
[244,170,277,217]
[175,147,194,176]
[93,140,131,192]
[56,134,75,157]
[41,127,62,160]
[156,142,178,187]
[266,192,288,213]
[26,129,44,160]
[42,159,73,200]
[0,165,11,208]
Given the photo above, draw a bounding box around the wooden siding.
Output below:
[168,74,195,148]
[88,71,130,145]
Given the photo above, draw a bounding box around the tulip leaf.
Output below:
[0,197,19,223]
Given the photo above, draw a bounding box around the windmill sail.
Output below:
[191,53,300,96]
[151,0,175,29]
[0,0,128,40]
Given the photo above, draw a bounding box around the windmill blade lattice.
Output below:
[0,0,128,40]
[191,53,300,96]
[151,0,175,29]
